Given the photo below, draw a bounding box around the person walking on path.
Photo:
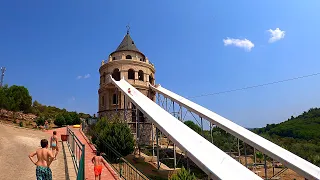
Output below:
[91,150,109,180]
[28,139,55,180]
[44,120,49,130]
[50,131,59,160]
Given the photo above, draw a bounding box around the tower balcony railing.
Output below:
[101,57,154,67]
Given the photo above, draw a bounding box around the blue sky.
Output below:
[1,0,320,128]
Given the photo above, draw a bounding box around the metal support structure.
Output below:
[187,155,190,172]
[272,159,275,176]
[173,144,177,169]
[172,101,177,169]
[264,154,267,180]
[229,135,232,157]
[254,148,257,170]
[244,142,248,168]
[200,116,204,136]
[152,123,155,157]
[0,67,5,88]
[135,105,140,156]
[156,128,160,169]
[165,97,168,111]
[123,95,126,121]
[210,123,213,143]
[238,138,241,163]
[179,105,182,122]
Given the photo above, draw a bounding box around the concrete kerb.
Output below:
[62,140,77,180]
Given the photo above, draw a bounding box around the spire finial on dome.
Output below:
[126,24,130,34]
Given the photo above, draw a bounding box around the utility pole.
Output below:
[0,67,6,88]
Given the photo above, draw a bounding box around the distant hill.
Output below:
[253,108,320,140]
[252,108,320,166]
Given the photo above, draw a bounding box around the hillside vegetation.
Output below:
[0,84,91,126]
[252,108,320,166]
[184,109,320,167]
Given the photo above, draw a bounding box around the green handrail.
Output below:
[67,126,85,180]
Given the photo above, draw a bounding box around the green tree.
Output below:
[0,85,9,109]
[63,113,73,125]
[184,120,202,134]
[69,111,80,125]
[95,118,134,157]
[254,107,320,167]
[0,85,32,113]
[54,114,66,127]
[35,116,45,126]
[170,167,196,180]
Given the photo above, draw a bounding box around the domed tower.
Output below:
[98,28,156,145]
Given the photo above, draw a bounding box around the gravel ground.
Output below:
[0,123,66,180]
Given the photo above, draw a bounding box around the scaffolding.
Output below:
[0,67,5,88]
[155,90,289,180]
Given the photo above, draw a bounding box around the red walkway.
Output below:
[46,127,119,180]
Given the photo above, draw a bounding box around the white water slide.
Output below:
[150,85,320,180]
[109,76,262,180]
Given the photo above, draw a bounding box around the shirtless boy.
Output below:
[50,131,59,159]
[28,139,55,180]
[91,151,108,180]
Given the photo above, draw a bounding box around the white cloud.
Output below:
[84,74,91,79]
[76,73,90,80]
[223,38,255,52]
[267,28,285,43]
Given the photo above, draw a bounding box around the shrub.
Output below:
[69,112,81,125]
[63,113,73,125]
[73,116,81,125]
[170,167,196,180]
[94,118,134,157]
[54,114,66,127]
[35,116,45,126]
[19,121,23,127]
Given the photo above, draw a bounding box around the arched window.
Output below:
[112,68,120,81]
[138,70,144,81]
[128,69,135,80]
[112,94,118,105]
[149,74,154,85]
[126,55,132,59]
[140,58,146,62]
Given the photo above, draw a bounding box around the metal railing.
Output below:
[67,126,85,180]
[82,122,149,180]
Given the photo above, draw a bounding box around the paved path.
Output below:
[0,123,66,180]
[71,127,119,180]
[46,126,118,180]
